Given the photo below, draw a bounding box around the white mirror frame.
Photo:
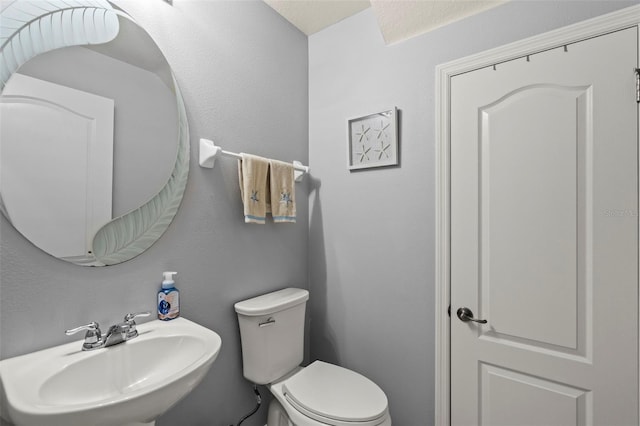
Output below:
[0,0,189,266]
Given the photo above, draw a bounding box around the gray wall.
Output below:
[307,1,636,425]
[0,1,308,425]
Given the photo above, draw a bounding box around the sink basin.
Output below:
[0,317,222,426]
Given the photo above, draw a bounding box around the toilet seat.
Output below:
[281,361,389,426]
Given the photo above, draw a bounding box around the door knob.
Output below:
[456,307,487,324]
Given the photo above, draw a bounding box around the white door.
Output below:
[0,73,114,261]
[450,27,638,425]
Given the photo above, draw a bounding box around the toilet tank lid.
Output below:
[234,288,309,316]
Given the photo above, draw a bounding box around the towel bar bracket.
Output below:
[199,138,221,168]
[292,161,305,182]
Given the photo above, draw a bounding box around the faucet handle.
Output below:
[124,311,151,339]
[65,321,103,350]
[65,321,100,337]
[124,311,151,323]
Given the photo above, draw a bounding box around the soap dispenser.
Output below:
[158,271,179,321]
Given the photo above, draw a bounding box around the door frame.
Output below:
[435,5,640,425]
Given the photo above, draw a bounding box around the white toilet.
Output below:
[234,288,392,426]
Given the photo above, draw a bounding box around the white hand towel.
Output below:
[238,153,270,224]
[269,159,296,223]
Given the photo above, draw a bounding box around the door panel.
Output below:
[480,85,587,351]
[480,363,590,426]
[451,27,638,425]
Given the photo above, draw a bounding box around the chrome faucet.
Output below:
[65,311,151,351]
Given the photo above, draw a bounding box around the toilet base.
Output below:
[267,398,293,426]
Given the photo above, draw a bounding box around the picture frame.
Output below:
[348,107,398,170]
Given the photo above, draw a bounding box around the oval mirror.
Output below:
[0,1,189,266]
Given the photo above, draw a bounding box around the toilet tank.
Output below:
[234,288,309,384]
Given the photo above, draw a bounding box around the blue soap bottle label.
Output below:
[158,271,179,321]
[158,289,179,320]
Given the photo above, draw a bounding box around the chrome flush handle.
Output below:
[259,317,276,327]
[456,307,487,324]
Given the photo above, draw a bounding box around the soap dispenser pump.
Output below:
[158,271,179,321]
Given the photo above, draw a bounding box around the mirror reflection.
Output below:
[0,7,186,266]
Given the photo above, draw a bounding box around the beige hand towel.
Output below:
[238,153,270,224]
[269,159,296,223]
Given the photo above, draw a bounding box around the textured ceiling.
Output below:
[263,0,507,44]
[263,0,370,36]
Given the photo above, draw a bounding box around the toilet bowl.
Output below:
[268,361,391,426]
[234,288,391,426]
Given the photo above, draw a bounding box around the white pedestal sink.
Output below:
[0,317,222,426]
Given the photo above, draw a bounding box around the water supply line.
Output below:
[231,384,261,426]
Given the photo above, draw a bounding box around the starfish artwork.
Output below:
[374,140,391,160]
[374,119,390,140]
[355,124,371,143]
[355,145,372,163]
[250,190,259,203]
[349,108,397,170]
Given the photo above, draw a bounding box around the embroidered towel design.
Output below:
[238,153,270,224]
[269,159,296,223]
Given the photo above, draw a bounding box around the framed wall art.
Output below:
[348,107,398,170]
